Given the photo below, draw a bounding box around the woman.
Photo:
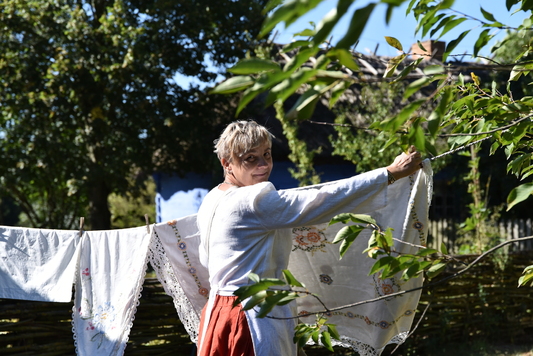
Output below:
[196,120,422,356]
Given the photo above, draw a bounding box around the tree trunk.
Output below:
[89,180,111,230]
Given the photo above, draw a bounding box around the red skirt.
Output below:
[197,295,255,356]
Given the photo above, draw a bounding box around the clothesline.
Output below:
[0,164,432,356]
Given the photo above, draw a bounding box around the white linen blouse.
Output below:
[196,167,389,356]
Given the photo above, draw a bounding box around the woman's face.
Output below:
[223,142,273,186]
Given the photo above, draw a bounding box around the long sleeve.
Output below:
[248,168,388,230]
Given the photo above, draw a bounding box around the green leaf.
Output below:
[443,30,470,62]
[423,65,445,75]
[329,80,351,108]
[416,248,439,257]
[480,7,497,22]
[228,58,280,75]
[385,36,403,51]
[507,182,533,210]
[326,324,341,340]
[338,226,365,258]
[257,291,294,317]
[403,77,434,100]
[260,0,323,38]
[284,47,319,73]
[369,256,396,275]
[233,277,286,302]
[380,98,426,132]
[349,214,377,225]
[440,242,449,255]
[509,62,533,81]
[336,3,377,49]
[426,262,447,279]
[210,76,255,94]
[285,87,321,120]
[242,290,269,310]
[329,213,354,225]
[384,54,407,78]
[332,224,365,244]
[266,68,318,106]
[320,331,334,352]
[282,269,305,288]
[518,265,533,287]
[326,48,360,71]
[312,0,353,45]
[439,17,467,38]
[473,29,494,57]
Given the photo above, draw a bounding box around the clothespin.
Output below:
[144,214,150,234]
[79,217,85,237]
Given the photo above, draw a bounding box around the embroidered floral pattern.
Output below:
[408,175,427,246]
[373,274,400,298]
[413,221,423,230]
[319,274,333,285]
[160,223,209,299]
[292,226,329,254]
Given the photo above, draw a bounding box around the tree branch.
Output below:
[268,235,533,320]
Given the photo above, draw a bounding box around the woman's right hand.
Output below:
[386,146,423,181]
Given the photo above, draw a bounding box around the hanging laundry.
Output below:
[0,226,80,302]
[148,214,209,343]
[72,226,151,356]
[287,161,432,355]
[148,162,433,356]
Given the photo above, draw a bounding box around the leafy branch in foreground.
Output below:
[233,269,341,350]
[329,213,450,280]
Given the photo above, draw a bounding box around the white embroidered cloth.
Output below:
[289,162,432,355]
[72,226,151,356]
[148,163,432,355]
[0,226,80,302]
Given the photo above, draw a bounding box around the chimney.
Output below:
[410,40,445,62]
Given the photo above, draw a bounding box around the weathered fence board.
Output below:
[428,219,533,253]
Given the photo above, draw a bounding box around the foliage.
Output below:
[213,0,533,346]
[0,0,269,229]
[109,175,156,229]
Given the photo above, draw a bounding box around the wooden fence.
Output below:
[1,253,533,355]
[428,219,533,254]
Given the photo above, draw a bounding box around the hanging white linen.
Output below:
[72,226,151,356]
[148,162,432,356]
[148,215,210,343]
[288,162,432,355]
[0,226,80,302]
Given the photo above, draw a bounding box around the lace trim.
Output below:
[308,331,409,356]
[148,227,201,343]
[71,236,82,355]
[120,230,150,354]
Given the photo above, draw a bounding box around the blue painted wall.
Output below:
[155,162,357,222]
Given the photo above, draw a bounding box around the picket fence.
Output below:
[428,218,533,254]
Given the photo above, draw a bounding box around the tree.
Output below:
[0,0,269,229]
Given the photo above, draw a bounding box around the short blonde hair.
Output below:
[214,120,272,162]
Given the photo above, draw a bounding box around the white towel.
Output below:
[0,226,80,302]
[72,226,151,356]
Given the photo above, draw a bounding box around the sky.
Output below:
[176,1,529,88]
[273,0,530,58]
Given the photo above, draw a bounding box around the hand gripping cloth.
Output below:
[72,226,151,356]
